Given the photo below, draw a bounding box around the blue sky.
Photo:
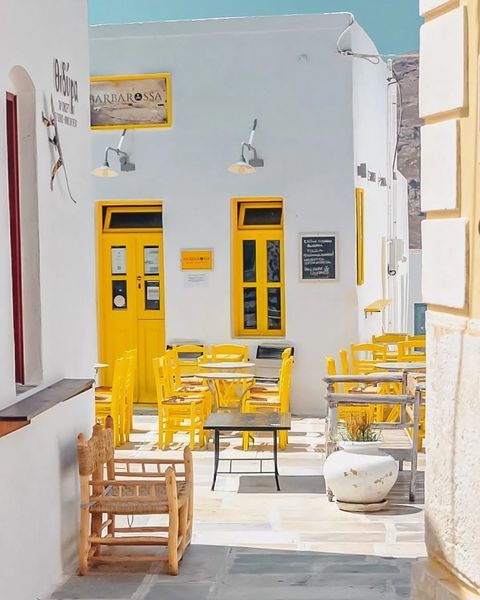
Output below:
[88,0,422,55]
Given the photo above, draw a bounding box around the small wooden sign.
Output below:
[181,249,213,270]
[300,233,337,281]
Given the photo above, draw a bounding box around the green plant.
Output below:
[339,413,380,442]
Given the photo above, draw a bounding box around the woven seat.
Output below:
[90,481,191,515]
[162,396,203,406]
[77,417,193,575]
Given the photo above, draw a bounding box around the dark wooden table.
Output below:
[204,413,291,491]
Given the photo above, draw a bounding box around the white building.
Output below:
[0,1,95,599]
[90,13,410,416]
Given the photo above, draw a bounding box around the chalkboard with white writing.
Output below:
[300,234,337,281]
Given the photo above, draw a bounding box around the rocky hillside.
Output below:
[393,55,423,249]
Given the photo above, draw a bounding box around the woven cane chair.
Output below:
[77,416,193,575]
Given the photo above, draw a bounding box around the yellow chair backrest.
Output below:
[279,356,294,412]
[407,335,426,342]
[161,350,177,397]
[339,349,349,374]
[124,348,138,401]
[171,344,206,377]
[281,347,292,360]
[110,357,127,435]
[211,344,249,362]
[325,357,339,393]
[397,340,426,362]
[152,357,163,403]
[351,343,387,374]
[372,334,407,344]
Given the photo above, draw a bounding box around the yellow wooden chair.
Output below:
[242,356,294,450]
[123,349,137,442]
[171,344,207,384]
[95,357,126,447]
[153,356,205,450]
[350,343,387,374]
[372,334,407,360]
[210,344,249,362]
[397,340,426,362]
[325,356,376,421]
[249,347,292,395]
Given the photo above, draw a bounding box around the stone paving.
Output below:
[50,414,425,600]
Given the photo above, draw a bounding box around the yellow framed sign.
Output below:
[90,73,172,130]
[181,249,213,270]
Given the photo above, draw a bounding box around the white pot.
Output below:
[323,441,399,504]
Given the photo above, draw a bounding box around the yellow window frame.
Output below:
[355,188,365,286]
[231,197,286,337]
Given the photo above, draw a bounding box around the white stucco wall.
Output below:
[0,1,96,598]
[90,14,395,414]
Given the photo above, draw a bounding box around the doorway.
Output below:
[97,201,165,403]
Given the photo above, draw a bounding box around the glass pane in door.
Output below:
[267,240,280,282]
[243,288,257,329]
[267,288,281,329]
[243,240,256,282]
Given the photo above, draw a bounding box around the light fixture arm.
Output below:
[247,118,257,146]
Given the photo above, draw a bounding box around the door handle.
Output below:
[137,276,142,289]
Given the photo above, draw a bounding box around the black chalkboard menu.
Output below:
[300,234,337,281]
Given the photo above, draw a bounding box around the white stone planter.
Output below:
[323,441,399,508]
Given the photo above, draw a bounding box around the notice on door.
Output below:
[111,246,126,275]
[145,281,160,310]
[144,246,159,275]
[300,233,337,281]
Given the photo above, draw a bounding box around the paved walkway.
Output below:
[50,414,425,600]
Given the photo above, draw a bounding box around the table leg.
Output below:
[211,430,220,491]
[273,430,280,491]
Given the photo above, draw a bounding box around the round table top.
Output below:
[199,362,255,370]
[197,372,256,380]
[375,362,426,371]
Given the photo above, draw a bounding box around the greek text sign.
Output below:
[300,233,337,281]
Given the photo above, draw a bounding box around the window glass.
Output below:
[267,240,281,282]
[243,240,256,282]
[267,288,281,330]
[243,288,257,329]
[243,207,282,226]
[109,210,162,229]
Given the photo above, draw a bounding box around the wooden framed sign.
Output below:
[90,73,172,130]
[300,233,337,281]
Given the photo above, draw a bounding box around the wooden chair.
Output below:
[77,417,193,575]
[397,340,426,362]
[371,334,407,360]
[350,343,387,374]
[249,348,292,395]
[210,344,249,362]
[171,344,207,384]
[95,357,126,447]
[242,356,294,450]
[154,357,206,449]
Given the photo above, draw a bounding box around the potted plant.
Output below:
[323,413,399,511]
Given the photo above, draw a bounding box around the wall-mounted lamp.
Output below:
[228,119,264,174]
[92,129,136,177]
[357,163,367,178]
[378,176,387,187]
[368,171,377,183]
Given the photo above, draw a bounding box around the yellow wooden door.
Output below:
[98,204,165,404]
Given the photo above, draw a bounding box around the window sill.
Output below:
[0,378,94,439]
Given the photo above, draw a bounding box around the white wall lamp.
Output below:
[357,163,367,178]
[92,129,136,177]
[228,118,264,174]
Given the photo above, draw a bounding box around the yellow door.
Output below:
[98,202,165,404]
